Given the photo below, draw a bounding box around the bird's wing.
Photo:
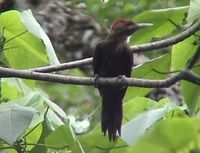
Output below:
[126,51,133,77]
[93,43,103,75]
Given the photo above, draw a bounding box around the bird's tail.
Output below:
[101,98,123,141]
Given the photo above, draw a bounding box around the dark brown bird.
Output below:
[93,19,152,141]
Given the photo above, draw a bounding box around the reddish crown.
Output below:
[111,19,134,30]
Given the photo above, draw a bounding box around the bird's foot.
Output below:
[117,75,126,88]
[117,75,126,83]
[94,74,99,88]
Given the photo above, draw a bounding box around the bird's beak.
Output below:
[127,23,153,32]
[136,23,154,29]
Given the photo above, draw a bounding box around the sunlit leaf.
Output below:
[0,10,49,69]
[20,9,60,65]
[187,0,200,23]
[121,107,169,145]
[45,125,82,152]
[171,36,198,71]
[131,118,199,153]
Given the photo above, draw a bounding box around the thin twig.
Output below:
[30,58,92,73]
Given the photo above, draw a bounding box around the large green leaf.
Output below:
[45,125,82,152]
[187,0,200,23]
[181,66,200,114]
[131,6,188,44]
[80,125,118,153]
[123,97,157,121]
[25,124,43,152]
[0,103,36,145]
[121,107,169,145]
[29,121,52,153]
[129,118,199,153]
[20,10,60,65]
[0,10,49,69]
[171,35,198,71]
[109,118,199,153]
[5,91,67,131]
[125,54,170,101]
[121,98,176,146]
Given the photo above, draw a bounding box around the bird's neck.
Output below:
[106,34,129,54]
[106,34,128,44]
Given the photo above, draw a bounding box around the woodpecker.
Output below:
[93,19,152,141]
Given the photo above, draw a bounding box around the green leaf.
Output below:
[171,35,198,71]
[25,124,43,151]
[20,9,60,65]
[131,6,188,44]
[29,121,52,153]
[181,66,200,114]
[125,54,170,101]
[187,0,200,23]
[131,118,199,153]
[16,92,44,111]
[80,125,117,153]
[1,78,32,100]
[45,125,75,148]
[0,10,49,69]
[0,103,36,145]
[123,97,157,121]
[121,107,169,145]
[45,125,76,150]
[7,91,67,130]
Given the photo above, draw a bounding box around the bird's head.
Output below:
[109,19,153,40]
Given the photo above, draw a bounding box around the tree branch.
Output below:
[28,20,200,73]
[0,66,199,88]
[182,70,200,85]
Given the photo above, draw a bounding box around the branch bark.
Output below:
[30,58,92,73]
[0,66,200,88]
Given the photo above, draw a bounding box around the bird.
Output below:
[93,19,153,141]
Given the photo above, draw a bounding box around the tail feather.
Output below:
[101,98,123,141]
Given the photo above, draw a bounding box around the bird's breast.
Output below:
[99,45,130,77]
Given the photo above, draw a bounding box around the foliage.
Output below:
[0,0,200,153]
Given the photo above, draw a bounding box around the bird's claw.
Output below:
[117,75,126,82]
[94,74,99,88]
[117,75,126,88]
